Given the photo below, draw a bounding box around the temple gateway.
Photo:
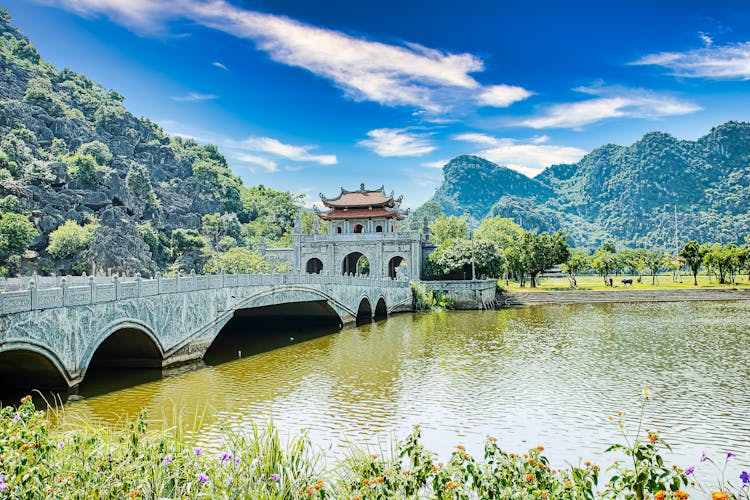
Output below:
[288,183,431,280]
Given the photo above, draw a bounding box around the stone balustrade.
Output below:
[0,272,409,316]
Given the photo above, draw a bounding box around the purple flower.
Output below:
[194,448,204,456]
[0,474,7,491]
[270,474,280,482]
[233,457,241,466]
[685,466,695,476]
[700,451,709,462]
[197,473,209,484]
[219,452,232,462]
[727,451,736,460]
[259,475,266,483]
[57,442,64,448]
[161,455,173,466]
[11,415,20,423]
[741,471,750,485]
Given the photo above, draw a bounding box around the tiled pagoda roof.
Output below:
[319,183,402,208]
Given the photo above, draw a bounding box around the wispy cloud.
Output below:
[234,153,277,172]
[358,128,435,157]
[453,133,586,177]
[421,159,450,169]
[632,41,750,80]
[518,85,700,129]
[211,61,229,71]
[171,92,218,102]
[41,0,532,115]
[239,136,337,165]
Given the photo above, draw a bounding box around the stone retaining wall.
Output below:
[499,288,750,306]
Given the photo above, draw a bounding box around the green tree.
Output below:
[203,247,271,274]
[23,77,66,117]
[126,161,157,205]
[78,141,112,166]
[170,229,206,259]
[515,230,570,287]
[426,239,505,279]
[64,152,99,187]
[643,250,668,285]
[591,249,619,286]
[0,212,37,260]
[475,216,525,251]
[47,219,98,260]
[560,251,589,288]
[429,214,468,246]
[679,241,706,286]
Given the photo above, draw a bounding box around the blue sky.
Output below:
[8,1,750,208]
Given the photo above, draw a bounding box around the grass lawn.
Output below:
[504,273,750,292]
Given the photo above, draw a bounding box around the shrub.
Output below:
[78,141,112,166]
[0,212,36,259]
[64,152,98,187]
[126,161,157,205]
[46,219,97,260]
[203,247,271,274]
[23,77,65,117]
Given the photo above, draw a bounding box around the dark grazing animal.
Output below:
[622,278,633,285]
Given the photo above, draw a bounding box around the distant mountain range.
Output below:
[428,121,750,250]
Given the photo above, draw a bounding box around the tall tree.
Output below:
[679,240,706,286]
[429,214,468,246]
[560,251,588,288]
[516,230,570,288]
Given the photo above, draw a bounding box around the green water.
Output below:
[65,301,750,482]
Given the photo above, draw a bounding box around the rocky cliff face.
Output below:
[427,122,750,249]
[0,9,285,276]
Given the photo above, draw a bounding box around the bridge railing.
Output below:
[0,272,409,315]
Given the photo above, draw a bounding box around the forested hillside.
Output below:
[0,9,301,277]
[427,122,750,250]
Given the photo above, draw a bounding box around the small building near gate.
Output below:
[290,183,431,280]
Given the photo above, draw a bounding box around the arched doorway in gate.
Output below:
[306,258,324,274]
[342,252,370,276]
[388,256,408,279]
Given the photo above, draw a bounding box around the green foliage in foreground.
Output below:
[3,397,748,499]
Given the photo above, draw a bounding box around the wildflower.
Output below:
[675,491,689,499]
[525,474,534,482]
[711,493,730,500]
[194,448,204,456]
[0,474,8,491]
[642,387,650,399]
[740,471,750,484]
[726,451,736,460]
[375,477,383,483]
[251,458,260,467]
[161,455,173,466]
[444,481,459,490]
[528,458,535,464]
[128,491,142,498]
[234,457,241,466]
[536,446,544,452]
[593,465,600,471]
[456,445,465,452]
[402,470,410,475]
[57,442,64,448]
[655,491,666,500]
[700,451,709,462]
[11,415,19,423]
[584,461,591,467]
[540,493,548,499]
[685,466,695,475]
[270,474,279,481]
[648,432,657,443]
[259,475,266,483]
[20,395,32,404]
[197,473,209,484]
[564,481,572,488]
[219,452,232,462]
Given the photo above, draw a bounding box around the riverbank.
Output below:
[499,287,750,306]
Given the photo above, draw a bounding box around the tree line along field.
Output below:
[505,273,750,292]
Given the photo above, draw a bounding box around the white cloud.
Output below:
[421,159,450,169]
[699,32,713,47]
[212,61,229,70]
[171,92,218,102]
[477,84,533,108]
[632,41,750,80]
[453,133,586,177]
[358,128,435,157]
[518,85,700,129]
[234,153,277,172]
[42,0,532,114]
[240,136,337,165]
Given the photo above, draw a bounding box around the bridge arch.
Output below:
[0,343,70,393]
[306,257,324,274]
[81,320,164,378]
[374,296,387,320]
[356,296,373,325]
[342,252,371,276]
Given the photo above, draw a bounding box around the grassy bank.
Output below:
[1,397,748,499]
[506,274,750,293]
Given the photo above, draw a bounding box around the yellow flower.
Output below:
[642,387,651,399]
[674,491,689,499]
[711,492,730,500]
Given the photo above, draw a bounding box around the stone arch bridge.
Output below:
[0,272,412,391]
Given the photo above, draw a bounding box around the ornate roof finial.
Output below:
[359,182,365,191]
